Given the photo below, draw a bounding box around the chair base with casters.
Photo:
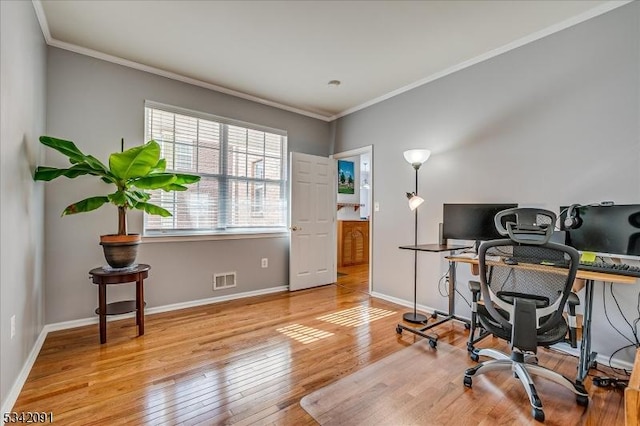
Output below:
[464,349,589,422]
[464,298,589,422]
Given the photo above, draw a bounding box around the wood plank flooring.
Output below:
[12,263,628,425]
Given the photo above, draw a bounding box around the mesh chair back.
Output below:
[479,239,579,335]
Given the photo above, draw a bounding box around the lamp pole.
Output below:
[403,163,428,323]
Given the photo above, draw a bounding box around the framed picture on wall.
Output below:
[338,160,355,194]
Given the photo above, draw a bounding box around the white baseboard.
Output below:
[1,285,288,418]
[370,291,471,322]
[1,327,48,421]
[551,342,634,372]
[145,285,288,316]
[45,285,288,332]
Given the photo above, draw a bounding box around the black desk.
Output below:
[396,244,471,348]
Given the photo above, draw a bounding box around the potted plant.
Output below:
[34,136,200,268]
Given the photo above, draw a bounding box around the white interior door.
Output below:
[289,152,336,291]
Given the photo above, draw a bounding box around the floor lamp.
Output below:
[403,149,431,324]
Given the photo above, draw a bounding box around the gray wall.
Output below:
[0,0,47,409]
[334,3,640,363]
[45,48,331,324]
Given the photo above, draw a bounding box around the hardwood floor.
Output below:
[12,265,627,425]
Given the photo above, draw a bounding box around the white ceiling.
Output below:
[34,0,626,121]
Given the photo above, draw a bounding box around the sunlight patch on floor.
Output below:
[317,306,396,327]
[276,324,334,344]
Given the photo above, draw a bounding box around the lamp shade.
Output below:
[406,192,424,211]
[403,149,431,169]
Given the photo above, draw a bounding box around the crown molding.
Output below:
[30,1,332,122]
[32,0,631,124]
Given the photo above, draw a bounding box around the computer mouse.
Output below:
[504,257,518,265]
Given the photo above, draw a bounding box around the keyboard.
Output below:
[578,261,640,278]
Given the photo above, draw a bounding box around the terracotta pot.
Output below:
[99,234,141,268]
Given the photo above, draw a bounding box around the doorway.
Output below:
[332,146,373,294]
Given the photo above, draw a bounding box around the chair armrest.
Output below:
[567,292,580,307]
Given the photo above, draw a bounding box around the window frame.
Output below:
[142,101,288,239]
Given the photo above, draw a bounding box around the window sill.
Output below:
[142,231,288,244]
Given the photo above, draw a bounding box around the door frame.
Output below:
[331,145,373,293]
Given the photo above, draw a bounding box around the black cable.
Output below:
[555,206,570,231]
[609,283,640,346]
[498,268,515,293]
[454,288,471,308]
[439,263,471,307]
[438,271,449,298]
[634,291,640,338]
[602,282,637,346]
[607,344,636,377]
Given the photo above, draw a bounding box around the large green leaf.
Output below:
[124,191,142,208]
[107,191,128,207]
[34,164,107,181]
[34,166,80,181]
[150,158,167,174]
[173,173,201,185]
[35,136,200,222]
[109,140,160,180]
[62,196,110,215]
[39,136,86,163]
[161,183,189,191]
[134,202,172,217]
[129,189,151,203]
[133,174,177,190]
[63,166,99,179]
[83,155,109,173]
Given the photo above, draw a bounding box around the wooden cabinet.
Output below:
[338,220,369,267]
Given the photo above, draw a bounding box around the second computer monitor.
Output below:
[442,203,518,243]
[560,204,640,257]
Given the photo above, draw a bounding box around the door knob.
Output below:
[290,226,301,231]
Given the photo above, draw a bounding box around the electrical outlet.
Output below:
[261,258,268,268]
[10,315,15,339]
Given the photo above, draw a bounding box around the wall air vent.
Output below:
[213,272,237,290]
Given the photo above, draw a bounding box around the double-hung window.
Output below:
[143,101,288,236]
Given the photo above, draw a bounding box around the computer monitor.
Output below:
[442,203,518,244]
[560,204,640,258]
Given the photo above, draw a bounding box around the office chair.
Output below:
[463,208,588,422]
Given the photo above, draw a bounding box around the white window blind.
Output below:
[143,101,288,236]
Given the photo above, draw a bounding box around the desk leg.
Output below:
[99,284,107,344]
[577,279,596,384]
[432,254,471,328]
[448,258,456,316]
[136,278,144,336]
